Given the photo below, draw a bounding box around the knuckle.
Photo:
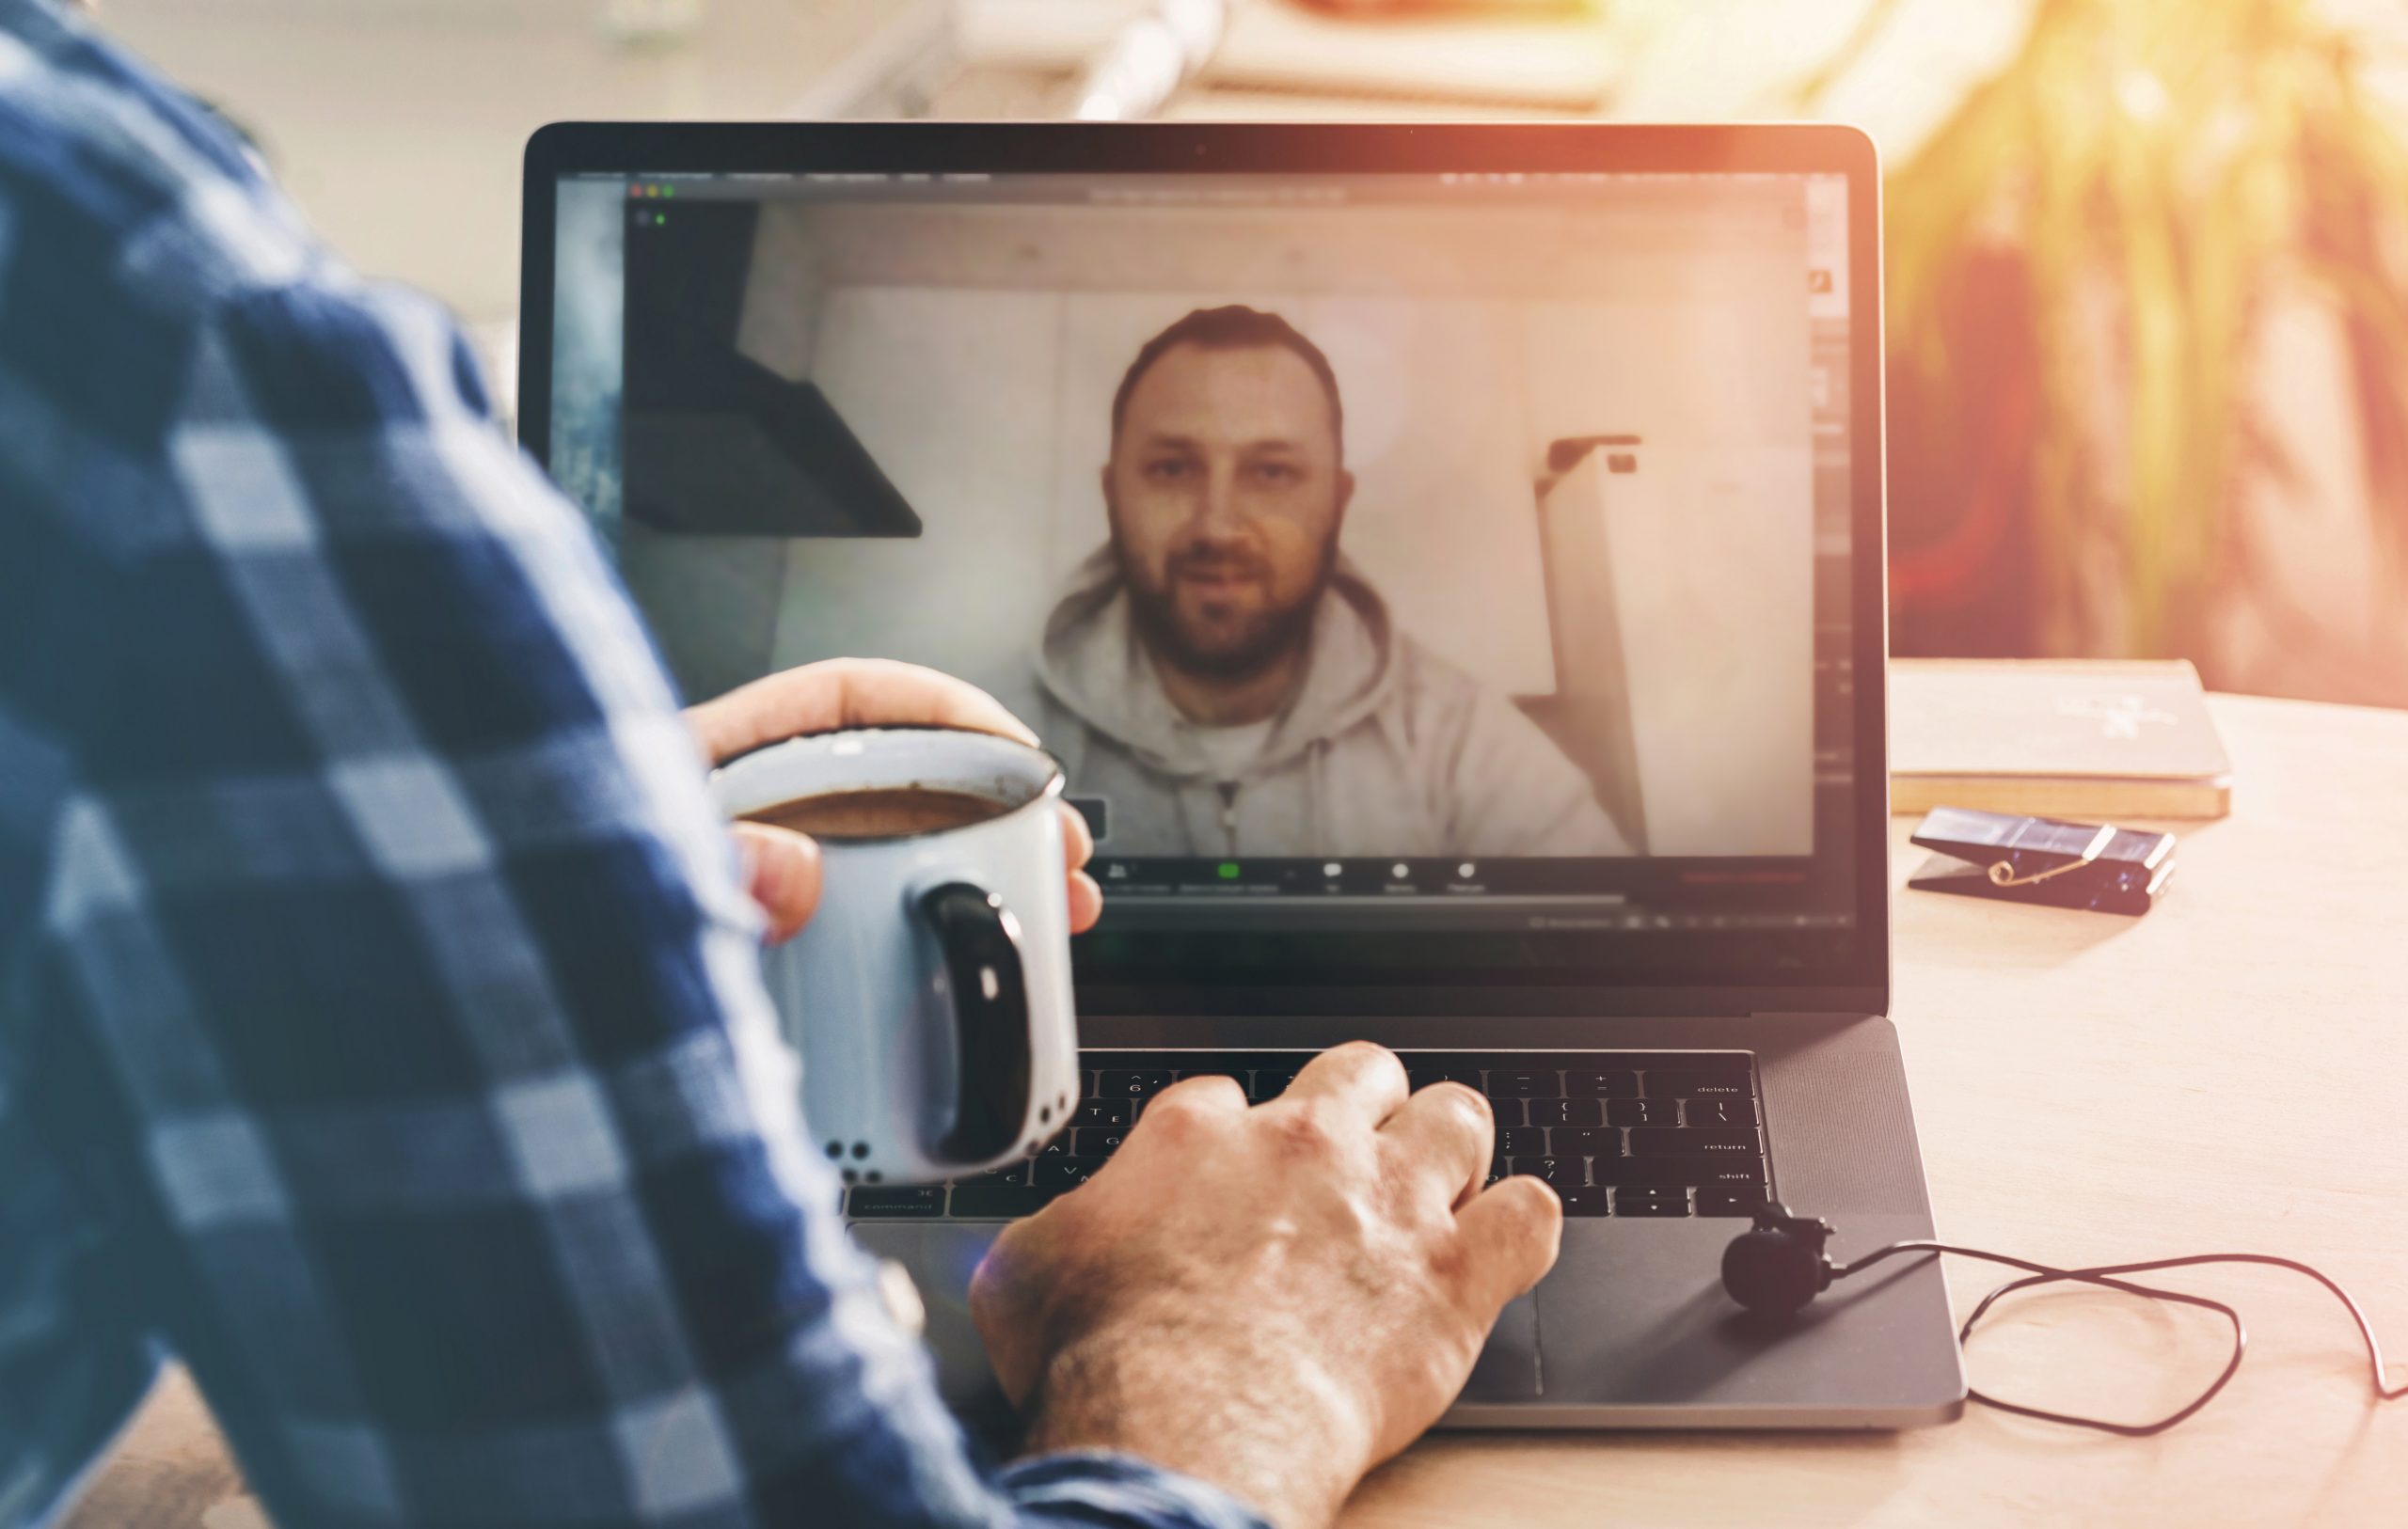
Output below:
[1330,1038,1402,1079]
[1157,1074,1236,1107]
[1268,1099,1342,1158]
[1142,1078,1228,1127]
[1134,1092,1201,1138]
[1426,1080,1493,1130]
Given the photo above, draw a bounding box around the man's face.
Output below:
[1104,341,1354,681]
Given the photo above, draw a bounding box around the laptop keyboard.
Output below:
[843,1050,1769,1222]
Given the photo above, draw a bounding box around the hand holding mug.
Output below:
[686,658,1101,940]
[701,659,1087,1183]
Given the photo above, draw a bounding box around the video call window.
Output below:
[551,171,1858,937]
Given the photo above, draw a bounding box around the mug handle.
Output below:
[917,882,1034,1165]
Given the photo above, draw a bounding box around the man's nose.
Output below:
[1191,461,1249,535]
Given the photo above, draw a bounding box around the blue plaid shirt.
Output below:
[0,6,1266,1527]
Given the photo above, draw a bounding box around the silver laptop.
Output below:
[520,120,1966,1428]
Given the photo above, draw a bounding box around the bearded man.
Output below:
[1035,306,1631,858]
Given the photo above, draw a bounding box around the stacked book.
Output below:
[1889,659,2233,820]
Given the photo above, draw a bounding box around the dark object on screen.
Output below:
[618,196,919,538]
[1908,805,2176,915]
[1545,433,1642,474]
[623,359,923,538]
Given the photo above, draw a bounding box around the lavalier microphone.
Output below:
[1718,1200,2408,1435]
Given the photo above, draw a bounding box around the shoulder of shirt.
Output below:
[0,4,330,324]
[1386,626,1492,717]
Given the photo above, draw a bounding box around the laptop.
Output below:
[518,121,1966,1428]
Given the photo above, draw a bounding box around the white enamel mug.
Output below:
[710,728,1081,1187]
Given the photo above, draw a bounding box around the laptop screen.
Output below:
[539,152,1870,993]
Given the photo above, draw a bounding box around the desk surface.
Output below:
[1341,691,2408,1529]
[67,692,2408,1529]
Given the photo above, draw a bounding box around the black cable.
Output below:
[1830,1242,2408,1436]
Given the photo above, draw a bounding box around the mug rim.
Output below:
[711,725,1069,846]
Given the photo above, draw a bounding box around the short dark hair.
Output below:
[1109,306,1345,455]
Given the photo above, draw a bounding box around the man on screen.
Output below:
[1035,306,1632,859]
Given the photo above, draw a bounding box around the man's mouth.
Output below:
[1179,571,1252,592]
[1170,559,1265,593]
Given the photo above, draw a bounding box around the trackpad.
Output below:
[1460,1293,1543,1400]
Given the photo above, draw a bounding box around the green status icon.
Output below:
[1217,862,1240,880]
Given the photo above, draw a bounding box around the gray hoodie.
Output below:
[1031,546,1632,859]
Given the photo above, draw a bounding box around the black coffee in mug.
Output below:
[741,785,1009,841]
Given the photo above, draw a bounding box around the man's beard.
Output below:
[1118,534,1338,685]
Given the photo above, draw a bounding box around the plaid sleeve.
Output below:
[0,8,1271,1525]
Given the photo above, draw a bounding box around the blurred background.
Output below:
[101,0,2408,708]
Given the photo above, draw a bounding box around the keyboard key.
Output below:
[1690,1159,1768,1188]
[1642,1069,1751,1099]
[1615,1188,1691,1217]
[1563,1068,1640,1098]
[1629,1127,1762,1157]
[1557,1188,1613,1216]
[1526,1097,1606,1129]
[1523,1157,1584,1187]
[1484,1096,1527,1127]
[1073,1127,1128,1156]
[1593,1155,1766,1189]
[1606,1098,1679,1128]
[1556,1127,1619,1158]
[960,1160,1029,1187]
[1695,1189,1763,1217]
[1098,1069,1175,1098]
[947,1184,1054,1220]
[1591,1155,1674,1185]
[1252,1069,1300,1099]
[1070,1098,1132,1129]
[1406,1064,1482,1089]
[847,1186,944,1218]
[1497,1127,1550,1157]
[1079,1070,1097,1097]
[1035,1132,1078,1157]
[1484,1160,1509,1188]
[1684,1097,1759,1127]
[1483,1067,1562,1098]
[1034,1157,1109,1190]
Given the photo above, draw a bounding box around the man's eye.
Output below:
[1250,463,1301,485]
[1146,459,1195,481]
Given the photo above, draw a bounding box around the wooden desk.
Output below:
[1344,692,2408,1529]
[68,694,2408,1528]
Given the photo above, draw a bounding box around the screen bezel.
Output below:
[518,121,1890,1021]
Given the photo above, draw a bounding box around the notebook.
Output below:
[1889,659,2233,819]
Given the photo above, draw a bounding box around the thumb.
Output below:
[731,822,823,943]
